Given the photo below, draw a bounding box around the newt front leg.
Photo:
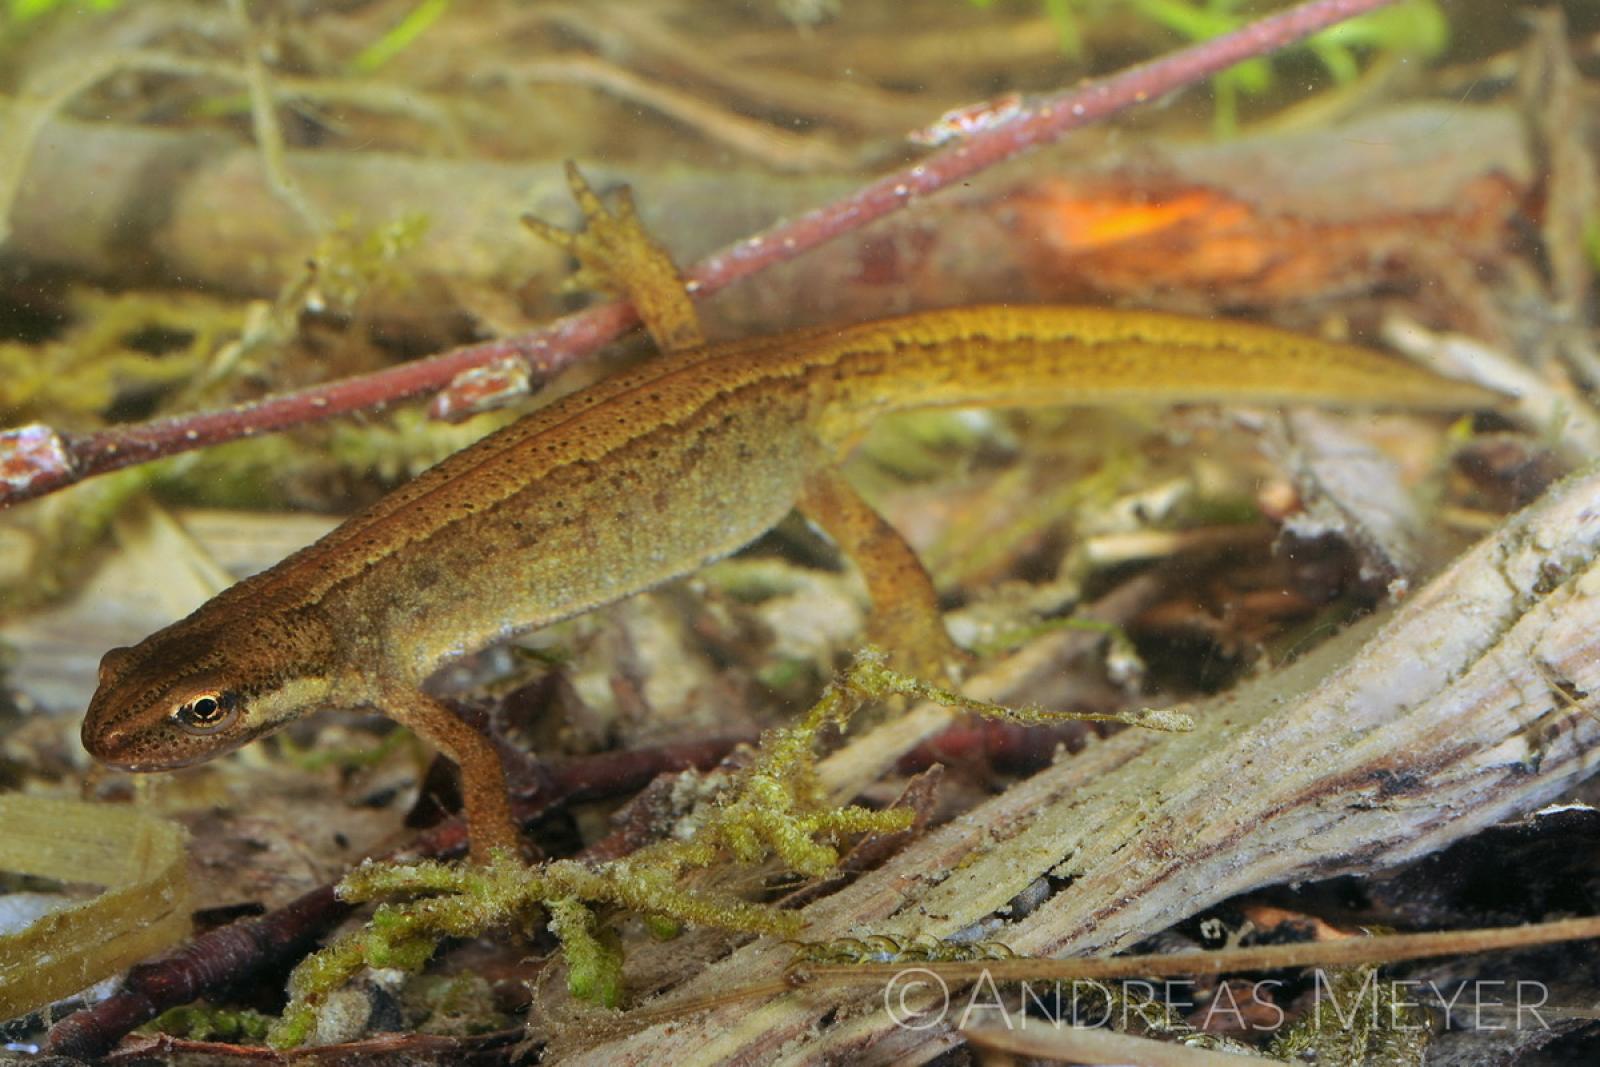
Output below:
[380,688,518,864]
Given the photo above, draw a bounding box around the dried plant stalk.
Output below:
[0,795,190,1020]
[566,467,1600,1063]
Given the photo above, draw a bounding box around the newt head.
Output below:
[82,614,336,772]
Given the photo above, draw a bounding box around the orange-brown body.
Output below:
[81,303,1495,862]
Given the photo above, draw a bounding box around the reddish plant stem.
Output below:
[40,735,746,1060]
[39,887,345,1060]
[684,0,1402,295]
[0,0,1400,510]
[899,719,1100,777]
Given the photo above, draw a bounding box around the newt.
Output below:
[81,168,1499,863]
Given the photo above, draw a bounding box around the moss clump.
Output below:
[142,1005,275,1044]
[1271,963,1430,1065]
[269,650,1190,1047]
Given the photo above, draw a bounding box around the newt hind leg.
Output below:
[522,161,704,353]
[797,468,970,683]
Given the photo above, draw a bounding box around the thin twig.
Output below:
[786,914,1600,986]
[0,0,1402,509]
[226,0,323,232]
[0,53,135,248]
[505,55,854,172]
[546,3,934,132]
[613,914,1600,1032]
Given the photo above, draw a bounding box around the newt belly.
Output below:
[81,177,1499,864]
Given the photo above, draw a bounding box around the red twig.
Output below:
[0,0,1400,512]
[40,886,348,1060]
[40,735,747,1060]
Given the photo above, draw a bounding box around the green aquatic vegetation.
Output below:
[353,0,454,74]
[268,655,907,1045]
[142,1005,275,1044]
[327,407,517,486]
[1271,962,1430,1065]
[968,0,1447,133]
[268,650,1191,1047]
[0,214,423,431]
[855,408,1008,482]
[967,612,1134,660]
[306,213,430,314]
[5,0,118,24]
[0,290,243,426]
[0,211,455,606]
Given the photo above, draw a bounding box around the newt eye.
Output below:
[172,691,238,734]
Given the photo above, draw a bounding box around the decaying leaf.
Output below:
[0,794,189,1020]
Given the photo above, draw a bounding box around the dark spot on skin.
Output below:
[680,440,708,468]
